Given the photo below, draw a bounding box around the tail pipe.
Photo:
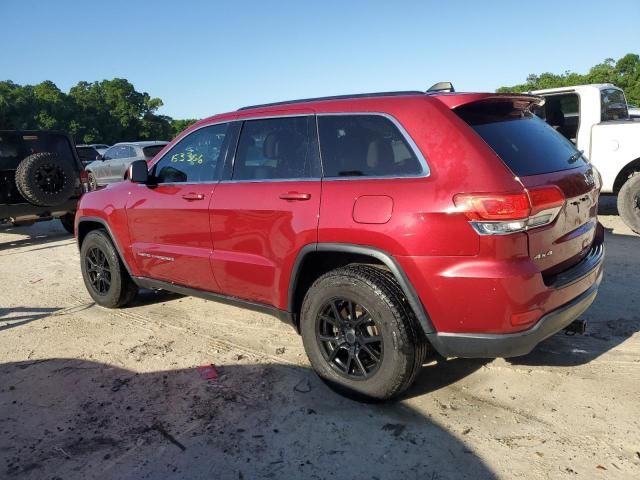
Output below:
[564,319,587,336]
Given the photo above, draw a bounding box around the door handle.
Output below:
[182,193,205,201]
[279,192,311,201]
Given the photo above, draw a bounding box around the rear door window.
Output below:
[455,100,588,176]
[122,146,137,159]
[77,146,100,162]
[232,116,320,181]
[317,114,423,177]
[103,146,121,160]
[143,145,165,159]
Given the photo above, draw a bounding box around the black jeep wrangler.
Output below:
[0,131,87,234]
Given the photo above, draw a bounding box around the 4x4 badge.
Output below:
[533,250,553,260]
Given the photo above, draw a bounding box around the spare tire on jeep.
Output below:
[15,152,76,206]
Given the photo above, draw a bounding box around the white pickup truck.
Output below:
[531,83,640,233]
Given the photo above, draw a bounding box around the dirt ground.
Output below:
[0,194,638,480]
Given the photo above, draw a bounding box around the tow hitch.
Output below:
[564,319,587,335]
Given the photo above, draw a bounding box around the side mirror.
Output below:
[128,160,149,183]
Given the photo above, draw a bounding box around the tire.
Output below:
[59,213,75,234]
[15,152,76,206]
[80,230,138,308]
[617,172,640,234]
[300,264,427,401]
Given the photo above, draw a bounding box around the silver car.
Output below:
[86,141,168,187]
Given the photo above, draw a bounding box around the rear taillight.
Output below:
[454,186,565,235]
[80,169,90,192]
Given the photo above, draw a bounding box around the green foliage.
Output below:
[0,78,199,144]
[170,118,199,138]
[497,53,640,106]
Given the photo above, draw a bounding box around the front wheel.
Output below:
[300,264,427,401]
[80,230,138,308]
[618,173,640,234]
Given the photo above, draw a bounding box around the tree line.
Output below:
[498,53,640,106]
[0,78,198,144]
[2,54,638,146]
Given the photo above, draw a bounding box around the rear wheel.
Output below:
[617,172,640,234]
[300,264,427,401]
[80,230,138,308]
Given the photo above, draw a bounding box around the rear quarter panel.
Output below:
[316,97,524,257]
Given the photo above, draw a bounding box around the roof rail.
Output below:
[238,90,425,111]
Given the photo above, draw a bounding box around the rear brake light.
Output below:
[454,186,565,235]
[453,192,530,220]
[528,186,564,215]
[80,169,90,192]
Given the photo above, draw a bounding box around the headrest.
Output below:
[367,138,394,168]
[263,132,281,159]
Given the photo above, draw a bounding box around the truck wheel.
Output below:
[59,213,75,234]
[80,230,138,308]
[15,152,76,206]
[617,173,640,234]
[300,264,427,401]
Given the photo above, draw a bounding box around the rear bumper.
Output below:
[427,268,603,358]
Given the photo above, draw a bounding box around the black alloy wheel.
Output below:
[85,246,112,295]
[35,163,66,195]
[316,298,384,379]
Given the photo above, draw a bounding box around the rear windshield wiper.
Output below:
[568,150,584,164]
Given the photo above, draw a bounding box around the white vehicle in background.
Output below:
[85,141,168,188]
[531,84,640,233]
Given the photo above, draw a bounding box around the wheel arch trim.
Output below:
[77,216,135,277]
[289,243,435,334]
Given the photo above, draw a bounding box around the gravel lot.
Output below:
[1,195,638,480]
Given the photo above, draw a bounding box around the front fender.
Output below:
[76,183,139,276]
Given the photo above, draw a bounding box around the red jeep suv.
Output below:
[75,89,604,400]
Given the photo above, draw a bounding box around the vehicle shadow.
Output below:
[0,358,496,480]
[0,221,72,251]
[509,229,640,367]
[129,288,184,307]
[405,357,490,399]
[0,307,61,332]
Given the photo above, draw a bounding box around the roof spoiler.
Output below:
[435,93,545,110]
[427,82,455,93]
